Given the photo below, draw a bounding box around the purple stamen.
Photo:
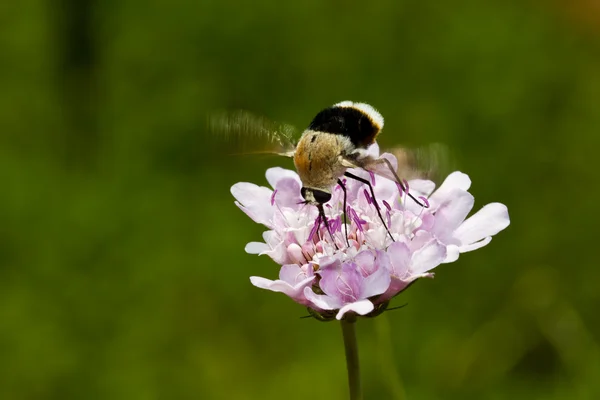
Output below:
[382,200,392,211]
[395,181,404,195]
[402,179,409,192]
[329,218,338,233]
[369,171,376,186]
[308,215,321,241]
[363,189,372,205]
[418,196,430,208]
[350,207,366,232]
[270,189,278,206]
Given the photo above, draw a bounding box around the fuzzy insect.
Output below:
[210,101,447,245]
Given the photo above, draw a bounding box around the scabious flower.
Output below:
[231,144,510,321]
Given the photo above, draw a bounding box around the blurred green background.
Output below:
[1,0,599,399]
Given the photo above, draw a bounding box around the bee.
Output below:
[210,101,443,244]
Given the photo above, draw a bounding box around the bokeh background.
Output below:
[1,0,599,399]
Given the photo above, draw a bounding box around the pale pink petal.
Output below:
[410,239,446,275]
[251,274,315,303]
[245,242,269,254]
[458,236,492,253]
[265,167,300,188]
[361,265,391,298]
[260,231,289,264]
[386,242,411,277]
[231,183,274,227]
[279,264,313,283]
[336,300,374,320]
[286,243,305,264]
[354,250,376,276]
[304,287,343,310]
[274,178,303,208]
[433,189,474,237]
[453,203,510,245]
[408,230,435,252]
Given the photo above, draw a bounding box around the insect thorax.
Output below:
[293,130,354,190]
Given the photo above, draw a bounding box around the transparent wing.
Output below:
[345,143,453,185]
[378,143,453,184]
[207,110,298,157]
[343,143,453,207]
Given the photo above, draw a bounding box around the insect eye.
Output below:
[300,187,307,200]
[312,189,332,204]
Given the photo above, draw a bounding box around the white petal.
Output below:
[453,203,510,245]
[458,236,492,253]
[245,242,269,254]
[336,300,374,320]
[429,172,471,209]
[442,245,460,263]
[410,239,446,275]
[265,167,300,189]
[250,276,289,291]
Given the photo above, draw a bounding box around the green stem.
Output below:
[341,318,363,400]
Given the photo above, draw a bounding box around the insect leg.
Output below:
[336,179,350,247]
[317,203,338,250]
[344,171,395,242]
[374,158,429,208]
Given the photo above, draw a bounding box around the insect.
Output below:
[210,101,441,245]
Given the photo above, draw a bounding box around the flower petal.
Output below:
[428,172,471,209]
[360,264,391,298]
[442,245,460,263]
[433,189,474,238]
[453,203,510,245]
[304,287,343,310]
[250,275,313,298]
[279,264,312,284]
[274,178,304,208]
[409,179,436,197]
[386,242,411,278]
[336,299,374,320]
[458,236,492,253]
[251,267,315,305]
[245,242,269,254]
[265,167,300,188]
[231,183,274,227]
[410,239,446,275]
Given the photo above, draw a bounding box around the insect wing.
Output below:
[208,110,298,157]
[361,143,452,184]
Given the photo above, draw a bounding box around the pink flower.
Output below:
[231,146,510,320]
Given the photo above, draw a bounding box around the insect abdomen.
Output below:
[307,102,384,149]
